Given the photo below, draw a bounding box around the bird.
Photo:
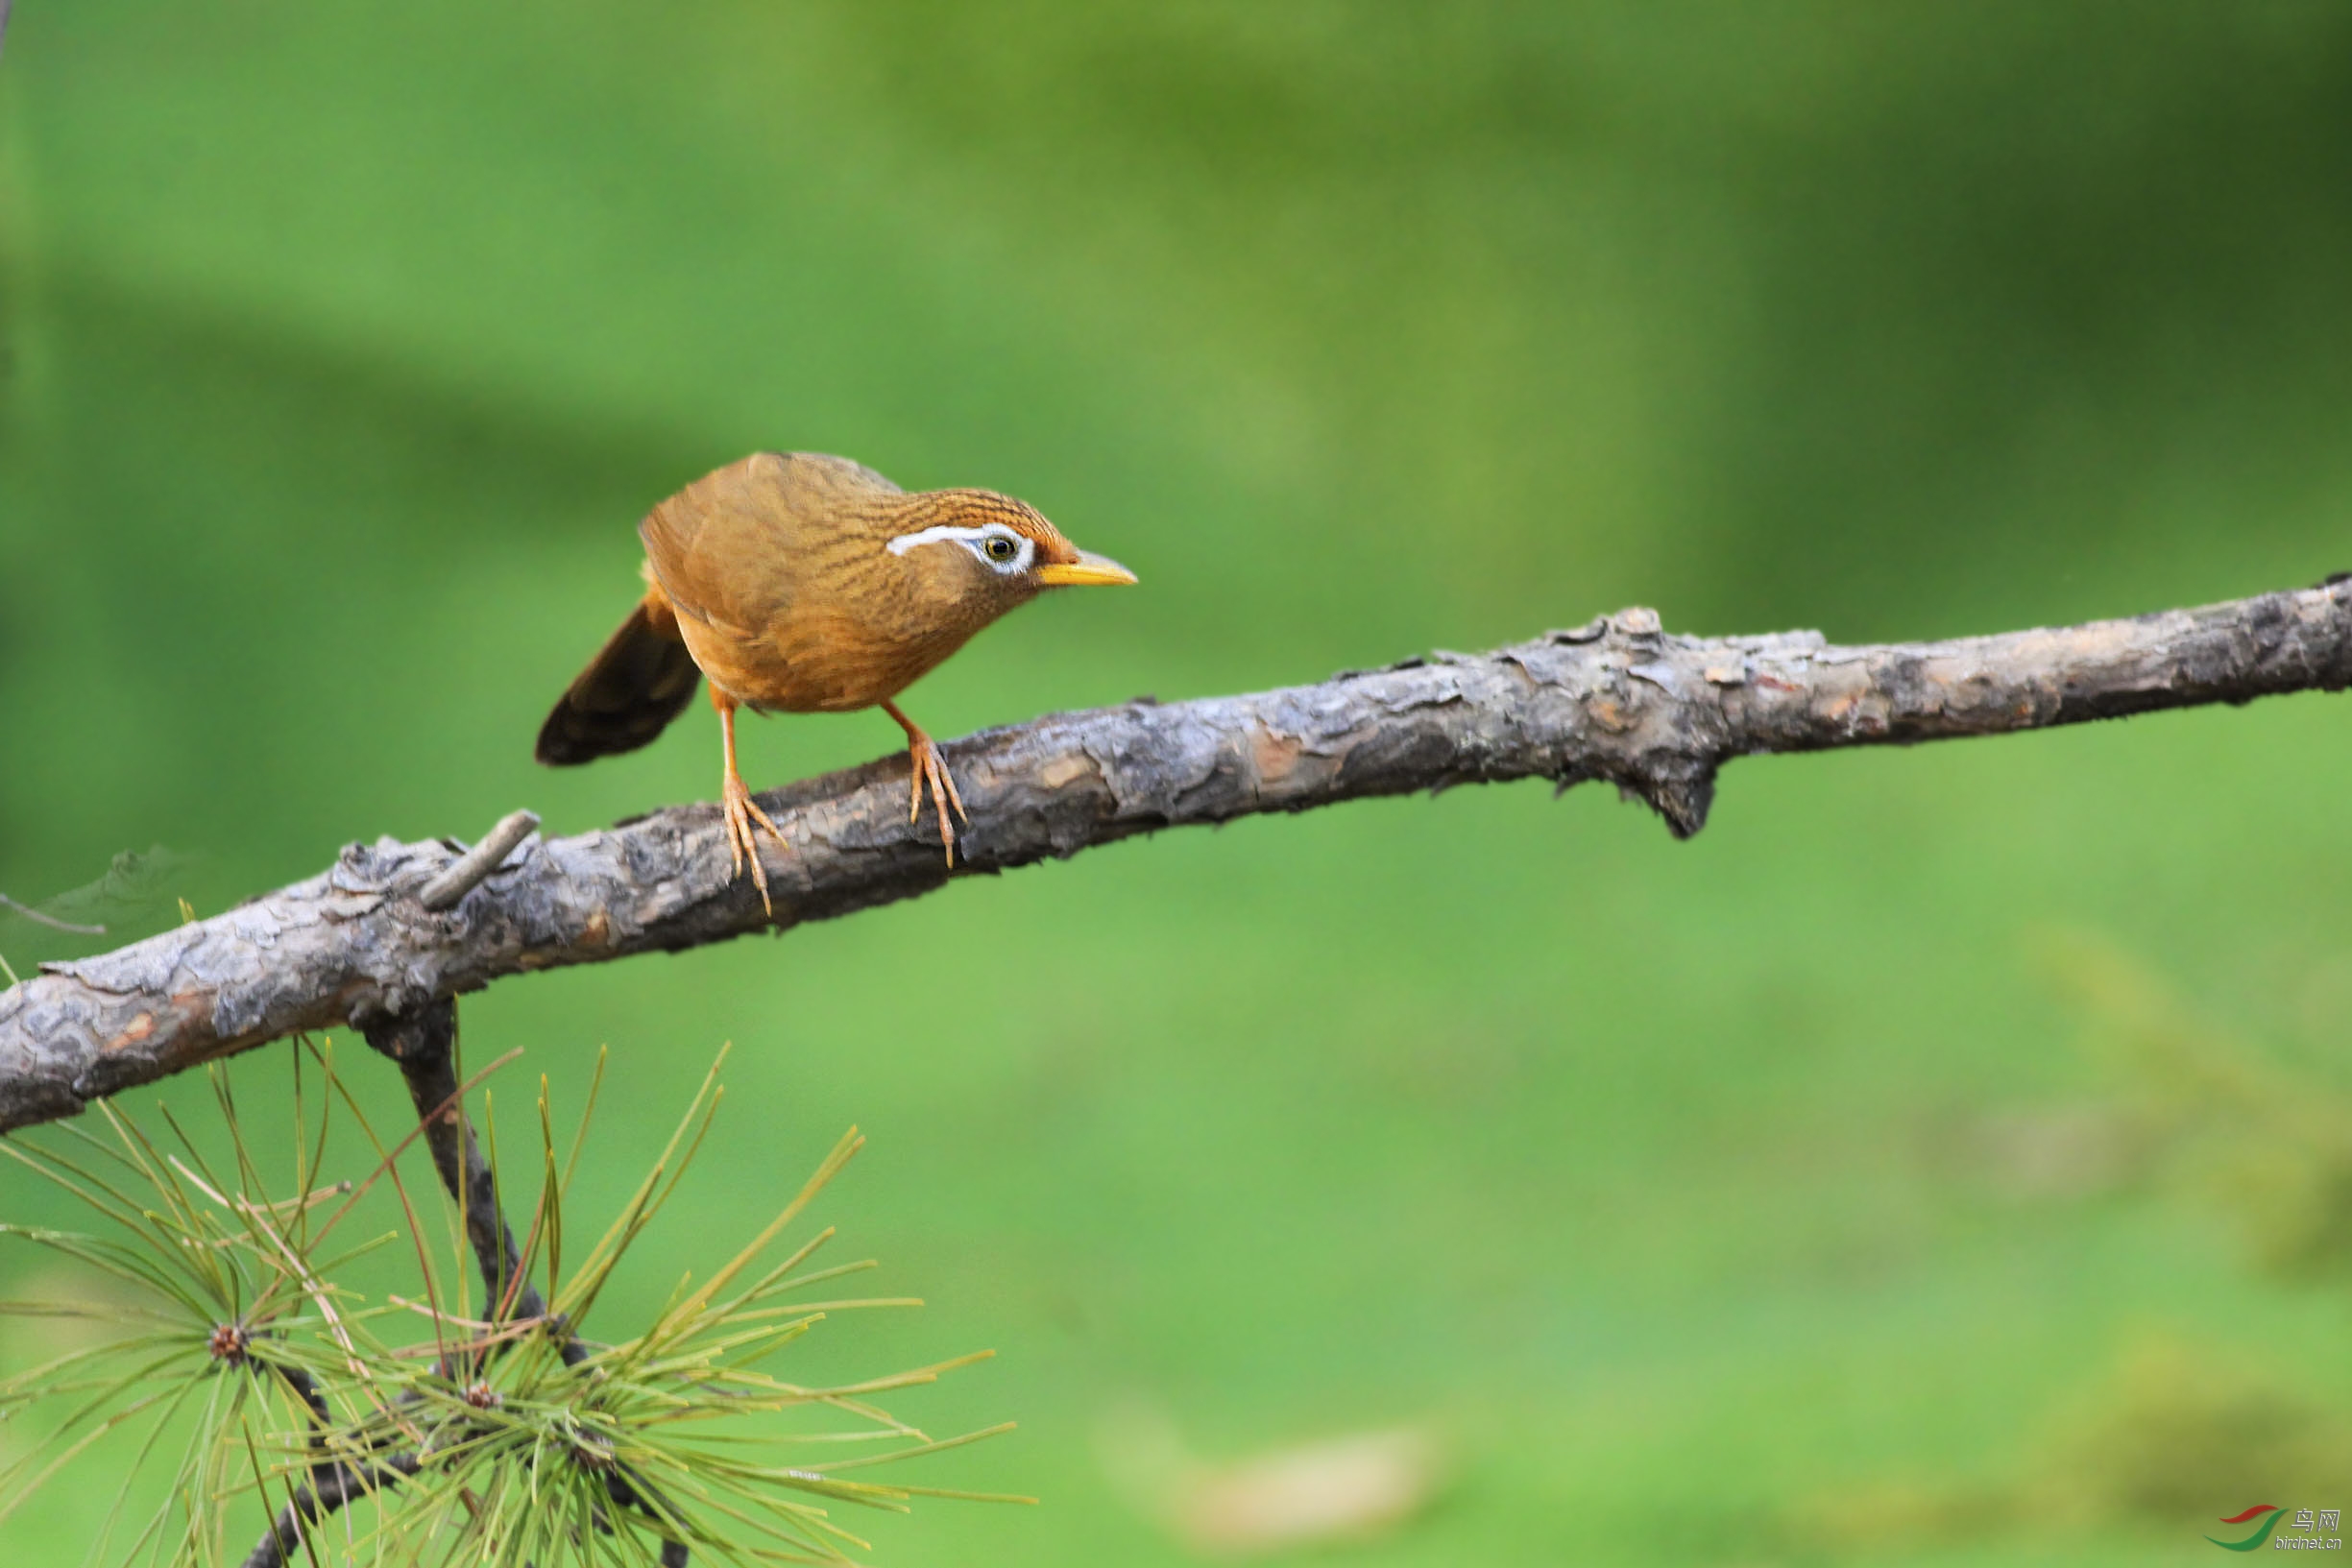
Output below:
[535,452,1136,912]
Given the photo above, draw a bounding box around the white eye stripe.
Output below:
[885,522,1034,575]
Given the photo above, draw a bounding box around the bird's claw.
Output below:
[721,771,787,916]
[905,734,969,868]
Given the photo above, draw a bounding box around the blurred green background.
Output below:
[5,3,2352,1562]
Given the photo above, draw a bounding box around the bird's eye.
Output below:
[984,535,1021,563]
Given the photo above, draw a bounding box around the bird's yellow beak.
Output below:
[1036,550,1138,588]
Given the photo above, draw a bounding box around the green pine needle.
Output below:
[0,1039,1020,1565]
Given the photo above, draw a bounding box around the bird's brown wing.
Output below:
[637,451,903,639]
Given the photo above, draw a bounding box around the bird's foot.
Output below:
[721,769,788,916]
[904,729,969,868]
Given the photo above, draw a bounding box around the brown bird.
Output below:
[536,452,1136,909]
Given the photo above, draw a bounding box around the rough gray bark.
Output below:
[4,582,2348,1132]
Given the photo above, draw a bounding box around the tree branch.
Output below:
[239,1452,424,1568]
[5,581,2348,1131]
[361,1003,562,1328]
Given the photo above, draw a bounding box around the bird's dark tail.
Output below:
[535,591,702,765]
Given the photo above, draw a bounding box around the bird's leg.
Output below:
[881,699,967,867]
[713,687,786,915]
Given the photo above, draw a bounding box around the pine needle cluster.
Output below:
[0,1040,1018,1566]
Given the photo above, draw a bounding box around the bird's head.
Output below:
[885,490,1136,621]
